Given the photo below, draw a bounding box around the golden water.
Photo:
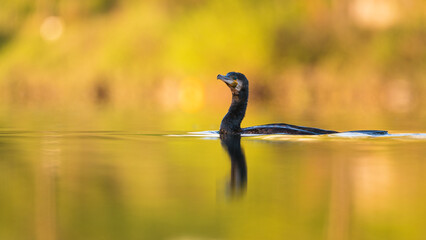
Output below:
[1,129,425,240]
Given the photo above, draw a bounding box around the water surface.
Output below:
[1,130,426,240]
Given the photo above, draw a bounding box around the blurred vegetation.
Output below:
[1,2,426,239]
[0,0,425,130]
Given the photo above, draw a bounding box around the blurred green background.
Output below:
[0,0,425,131]
[1,2,426,240]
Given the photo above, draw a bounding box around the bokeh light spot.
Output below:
[350,0,399,29]
[40,16,64,41]
[179,80,205,113]
[383,79,414,113]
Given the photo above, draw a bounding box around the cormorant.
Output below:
[217,72,387,135]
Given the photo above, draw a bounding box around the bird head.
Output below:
[217,72,248,94]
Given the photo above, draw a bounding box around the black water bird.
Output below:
[217,72,387,135]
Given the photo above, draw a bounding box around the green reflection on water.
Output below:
[0,131,426,240]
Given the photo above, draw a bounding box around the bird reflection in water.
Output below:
[220,133,247,196]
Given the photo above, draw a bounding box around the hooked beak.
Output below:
[217,74,235,85]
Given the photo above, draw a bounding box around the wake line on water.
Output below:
[168,131,426,141]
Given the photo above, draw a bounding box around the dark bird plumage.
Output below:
[217,72,387,135]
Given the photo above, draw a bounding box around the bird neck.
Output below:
[220,89,248,134]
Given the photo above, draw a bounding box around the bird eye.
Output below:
[232,77,237,80]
